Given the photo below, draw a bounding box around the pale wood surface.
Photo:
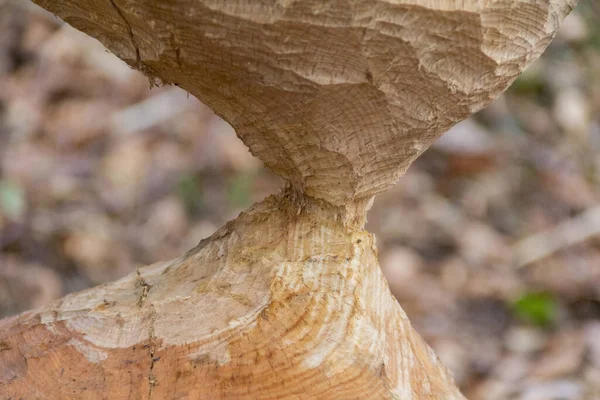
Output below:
[1,191,465,399]
[0,0,577,399]
[33,0,576,209]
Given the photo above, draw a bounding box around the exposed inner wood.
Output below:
[0,0,578,398]
[34,0,576,210]
[0,190,464,399]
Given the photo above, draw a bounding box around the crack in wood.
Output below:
[146,304,157,400]
[136,269,151,308]
[134,269,158,399]
[108,0,141,67]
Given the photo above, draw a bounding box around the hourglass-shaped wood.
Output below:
[1,0,577,399]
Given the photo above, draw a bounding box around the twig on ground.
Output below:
[110,88,198,136]
[513,205,600,268]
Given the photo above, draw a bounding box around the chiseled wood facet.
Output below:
[32,0,576,208]
[1,191,464,399]
[1,0,577,398]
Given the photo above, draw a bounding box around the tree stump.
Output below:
[1,0,577,398]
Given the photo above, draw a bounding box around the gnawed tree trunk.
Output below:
[1,191,462,399]
[1,1,576,399]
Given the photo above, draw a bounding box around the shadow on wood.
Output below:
[0,0,577,398]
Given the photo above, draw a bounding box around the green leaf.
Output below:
[510,70,545,96]
[0,180,26,221]
[227,171,254,209]
[176,174,203,216]
[512,291,558,327]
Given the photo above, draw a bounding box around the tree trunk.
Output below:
[1,0,576,398]
[1,189,464,399]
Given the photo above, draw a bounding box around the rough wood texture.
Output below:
[31,0,576,210]
[1,191,463,399]
[1,0,576,399]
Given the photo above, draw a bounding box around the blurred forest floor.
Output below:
[1,2,600,399]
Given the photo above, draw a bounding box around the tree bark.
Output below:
[1,0,577,398]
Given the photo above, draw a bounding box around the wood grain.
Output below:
[0,0,577,398]
[33,0,576,209]
[1,191,464,399]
